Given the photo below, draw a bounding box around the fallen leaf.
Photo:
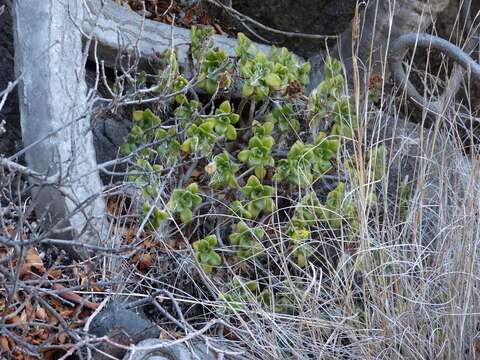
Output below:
[58,332,68,344]
[35,306,47,321]
[47,269,62,279]
[6,224,15,238]
[24,302,35,322]
[0,336,10,353]
[138,253,154,271]
[52,284,99,310]
[20,248,45,278]
[213,23,227,36]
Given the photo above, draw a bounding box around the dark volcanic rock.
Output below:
[90,301,160,360]
[211,0,357,57]
[0,0,21,156]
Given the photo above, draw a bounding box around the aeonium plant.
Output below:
[208,100,240,140]
[228,221,265,259]
[237,121,275,179]
[265,103,300,134]
[167,183,203,223]
[181,120,217,157]
[192,235,222,274]
[206,151,239,189]
[241,175,275,219]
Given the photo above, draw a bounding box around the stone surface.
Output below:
[90,301,161,360]
[211,0,357,58]
[0,1,131,183]
[124,338,250,360]
[366,112,473,247]
[0,0,21,157]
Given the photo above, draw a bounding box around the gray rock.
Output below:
[92,112,131,183]
[367,113,473,247]
[0,3,130,178]
[209,0,356,58]
[123,338,251,360]
[90,301,160,360]
[0,0,21,157]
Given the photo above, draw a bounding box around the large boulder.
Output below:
[0,0,21,156]
[0,0,130,182]
[89,301,161,360]
[123,338,251,360]
[367,112,475,248]
[210,0,357,57]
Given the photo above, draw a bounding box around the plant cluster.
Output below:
[121,27,384,317]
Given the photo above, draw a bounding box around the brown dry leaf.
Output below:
[19,309,27,324]
[20,248,45,278]
[190,169,202,179]
[72,261,79,278]
[0,336,10,353]
[47,269,62,279]
[6,314,20,325]
[52,283,99,310]
[91,283,104,293]
[122,227,135,245]
[35,306,47,321]
[138,253,154,271]
[183,8,194,24]
[24,302,35,322]
[5,224,15,238]
[213,23,227,36]
[59,308,74,318]
[47,313,59,326]
[41,348,67,360]
[58,332,68,344]
[107,196,120,215]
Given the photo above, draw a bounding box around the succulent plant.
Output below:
[167,183,203,223]
[193,235,222,273]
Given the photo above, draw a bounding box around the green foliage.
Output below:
[172,75,189,104]
[154,127,181,166]
[292,192,322,228]
[287,226,313,267]
[275,141,315,187]
[268,46,311,86]
[142,202,168,230]
[230,200,253,220]
[122,109,161,155]
[199,49,232,94]
[399,176,412,220]
[318,182,355,229]
[265,103,300,133]
[181,120,217,156]
[236,33,309,101]
[229,222,265,259]
[309,57,357,137]
[235,33,258,62]
[220,278,259,312]
[312,133,339,173]
[274,134,339,187]
[191,26,232,94]
[190,25,215,60]
[131,158,162,198]
[237,121,275,179]
[175,99,199,128]
[193,235,222,273]
[369,145,387,182]
[167,183,202,223]
[241,175,275,219]
[120,31,389,328]
[209,100,240,140]
[206,151,239,188]
[239,53,280,101]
